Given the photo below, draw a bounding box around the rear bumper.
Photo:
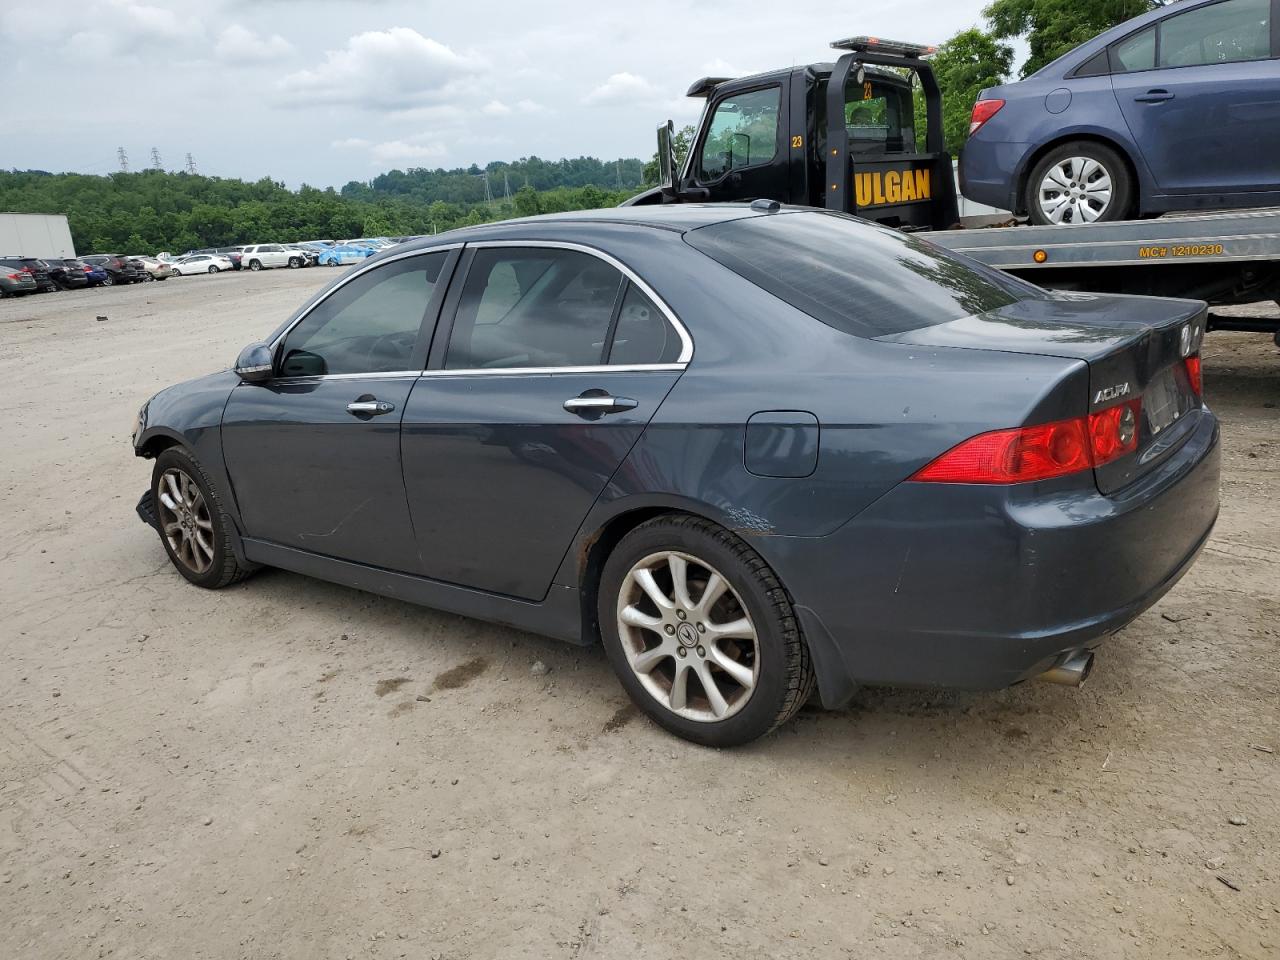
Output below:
[764,408,1221,705]
[958,137,1029,212]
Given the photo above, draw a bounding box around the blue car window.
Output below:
[1159,0,1270,67]
[445,248,624,369]
[278,252,447,377]
[1110,26,1156,73]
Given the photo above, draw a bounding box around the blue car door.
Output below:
[399,242,690,601]
[220,248,458,572]
[1111,0,1280,197]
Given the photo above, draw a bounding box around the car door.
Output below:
[221,247,459,572]
[1111,0,1280,195]
[686,84,788,203]
[400,242,691,600]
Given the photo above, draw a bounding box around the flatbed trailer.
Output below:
[923,210,1280,338]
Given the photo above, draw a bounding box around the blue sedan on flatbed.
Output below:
[961,0,1280,223]
[132,204,1219,745]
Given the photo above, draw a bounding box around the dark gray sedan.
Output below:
[133,204,1220,746]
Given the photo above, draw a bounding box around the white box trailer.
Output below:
[0,213,75,258]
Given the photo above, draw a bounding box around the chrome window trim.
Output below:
[268,243,465,353]
[263,238,694,384]
[417,363,686,377]
[456,239,694,366]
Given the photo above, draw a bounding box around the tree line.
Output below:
[0,159,644,255]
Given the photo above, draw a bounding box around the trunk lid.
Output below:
[878,292,1206,494]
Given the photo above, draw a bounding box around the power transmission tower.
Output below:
[483,171,493,206]
[616,160,623,189]
[185,153,197,174]
[117,147,129,173]
[503,171,511,202]
[150,147,163,171]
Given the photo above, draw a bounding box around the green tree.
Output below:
[917,29,1015,154]
[984,0,1170,77]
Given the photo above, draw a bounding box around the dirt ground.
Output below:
[1,269,1277,960]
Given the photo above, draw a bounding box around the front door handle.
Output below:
[563,395,638,415]
[1134,89,1174,103]
[346,399,396,417]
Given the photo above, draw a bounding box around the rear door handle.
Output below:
[1134,90,1174,103]
[346,399,396,416]
[563,395,638,415]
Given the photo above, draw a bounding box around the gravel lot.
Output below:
[1,269,1277,959]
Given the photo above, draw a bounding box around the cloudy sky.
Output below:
[1,0,999,188]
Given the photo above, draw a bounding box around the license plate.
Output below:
[1145,368,1181,435]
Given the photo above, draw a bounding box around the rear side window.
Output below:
[1111,27,1156,72]
[684,211,1042,338]
[1073,49,1112,78]
[1159,0,1270,67]
[445,248,623,369]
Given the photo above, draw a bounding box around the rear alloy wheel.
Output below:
[102,275,114,286]
[248,259,262,271]
[1026,141,1133,225]
[151,448,254,589]
[599,516,814,746]
[207,265,219,274]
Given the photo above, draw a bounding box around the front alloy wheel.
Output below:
[617,551,759,722]
[157,467,214,575]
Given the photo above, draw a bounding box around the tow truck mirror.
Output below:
[657,120,676,191]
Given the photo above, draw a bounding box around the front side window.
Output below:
[278,252,446,377]
[1159,0,1270,67]
[445,248,623,369]
[697,87,781,181]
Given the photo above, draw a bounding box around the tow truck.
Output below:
[627,36,1280,342]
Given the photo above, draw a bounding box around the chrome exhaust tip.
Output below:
[1036,651,1094,687]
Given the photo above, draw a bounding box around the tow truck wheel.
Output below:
[1026,142,1133,226]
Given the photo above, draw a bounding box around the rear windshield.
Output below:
[684,210,1043,337]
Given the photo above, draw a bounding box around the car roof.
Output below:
[1029,0,1220,78]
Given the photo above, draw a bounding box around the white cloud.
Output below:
[215,24,294,65]
[583,72,658,106]
[279,27,481,109]
[369,140,448,165]
[515,99,549,114]
[67,0,204,60]
[481,100,511,116]
[330,138,371,149]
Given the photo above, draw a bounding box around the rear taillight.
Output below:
[6,272,22,281]
[912,400,1142,484]
[969,98,1005,136]
[1185,354,1203,396]
[1087,399,1141,466]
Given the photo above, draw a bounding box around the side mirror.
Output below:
[234,342,274,383]
[657,119,676,192]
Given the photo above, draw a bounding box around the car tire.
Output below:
[248,259,262,271]
[288,257,301,268]
[102,275,114,286]
[598,515,815,747]
[151,447,255,590]
[1026,141,1134,225]
[207,265,219,274]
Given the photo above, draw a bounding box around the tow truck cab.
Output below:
[627,37,959,230]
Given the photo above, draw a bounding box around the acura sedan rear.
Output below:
[132,205,1219,746]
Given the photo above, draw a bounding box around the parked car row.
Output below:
[0,254,145,296]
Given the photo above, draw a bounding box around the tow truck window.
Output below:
[843,78,915,155]
[698,87,781,181]
[1158,0,1270,67]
